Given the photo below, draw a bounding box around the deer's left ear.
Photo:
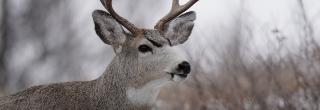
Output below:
[164,11,196,46]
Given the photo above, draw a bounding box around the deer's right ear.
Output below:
[92,10,126,46]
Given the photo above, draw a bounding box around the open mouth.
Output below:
[168,72,188,79]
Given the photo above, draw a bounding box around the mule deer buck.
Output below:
[0,0,198,109]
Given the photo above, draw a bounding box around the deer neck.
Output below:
[93,55,165,108]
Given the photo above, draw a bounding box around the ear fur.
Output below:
[92,10,126,46]
[164,11,196,46]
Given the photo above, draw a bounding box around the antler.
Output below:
[100,0,141,35]
[154,0,199,31]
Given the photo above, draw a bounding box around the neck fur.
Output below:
[93,55,167,108]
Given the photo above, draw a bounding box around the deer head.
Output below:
[93,0,198,105]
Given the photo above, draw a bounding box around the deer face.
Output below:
[93,10,196,84]
[134,30,191,83]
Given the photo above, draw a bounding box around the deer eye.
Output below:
[138,45,152,53]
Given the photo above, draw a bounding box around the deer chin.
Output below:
[167,72,189,82]
[126,78,170,105]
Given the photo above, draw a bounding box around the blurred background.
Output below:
[1,0,320,109]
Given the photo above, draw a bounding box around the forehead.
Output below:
[133,30,168,46]
[144,30,168,44]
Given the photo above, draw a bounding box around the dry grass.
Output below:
[155,34,320,110]
[156,57,320,110]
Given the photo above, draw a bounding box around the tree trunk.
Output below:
[0,0,9,94]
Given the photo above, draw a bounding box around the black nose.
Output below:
[177,61,191,74]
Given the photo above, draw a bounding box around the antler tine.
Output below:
[155,0,199,31]
[101,0,140,34]
[154,0,199,31]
